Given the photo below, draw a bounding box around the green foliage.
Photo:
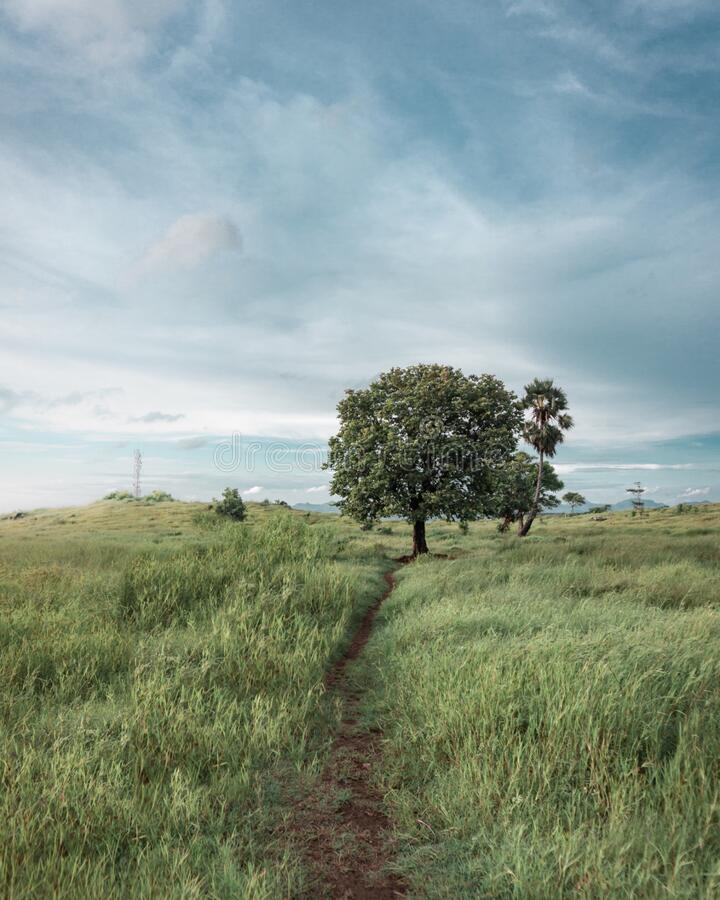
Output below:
[143,489,175,503]
[496,452,563,530]
[518,378,573,536]
[103,490,174,503]
[214,487,247,521]
[563,490,587,513]
[326,364,522,535]
[521,378,574,459]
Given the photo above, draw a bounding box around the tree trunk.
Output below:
[413,519,429,556]
[518,450,543,537]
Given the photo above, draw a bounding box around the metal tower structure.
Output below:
[132,449,142,499]
[626,481,645,516]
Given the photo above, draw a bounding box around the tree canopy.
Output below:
[562,491,587,514]
[497,451,564,532]
[517,378,573,536]
[325,364,522,555]
[214,487,247,521]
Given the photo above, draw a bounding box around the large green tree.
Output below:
[517,378,573,537]
[325,364,522,556]
[497,452,564,532]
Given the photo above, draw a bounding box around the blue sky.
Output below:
[1,0,718,511]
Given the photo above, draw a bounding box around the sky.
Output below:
[1,0,719,511]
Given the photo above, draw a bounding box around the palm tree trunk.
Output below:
[518,450,543,536]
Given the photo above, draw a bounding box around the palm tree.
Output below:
[517,378,573,536]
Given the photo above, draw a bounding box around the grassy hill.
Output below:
[0,500,388,897]
[1,500,719,896]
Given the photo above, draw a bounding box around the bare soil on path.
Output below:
[293,568,407,899]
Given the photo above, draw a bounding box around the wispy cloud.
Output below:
[0,386,32,413]
[130,411,185,424]
[243,485,263,495]
[679,486,710,498]
[176,436,210,450]
[554,463,695,474]
[3,0,189,64]
[135,213,242,277]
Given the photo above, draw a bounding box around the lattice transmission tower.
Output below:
[626,481,645,516]
[133,449,143,499]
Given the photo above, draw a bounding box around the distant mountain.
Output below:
[611,498,668,511]
[552,498,668,514]
[293,502,339,514]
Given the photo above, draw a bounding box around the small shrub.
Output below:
[214,488,247,521]
[104,490,134,501]
[144,490,175,503]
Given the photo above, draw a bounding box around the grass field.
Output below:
[0,500,387,897]
[1,500,719,897]
[356,506,720,897]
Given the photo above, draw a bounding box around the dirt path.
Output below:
[294,568,406,899]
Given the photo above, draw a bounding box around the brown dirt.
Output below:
[292,568,407,899]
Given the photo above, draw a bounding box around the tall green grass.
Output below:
[0,507,386,897]
[357,516,720,897]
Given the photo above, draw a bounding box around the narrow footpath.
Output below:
[295,569,407,899]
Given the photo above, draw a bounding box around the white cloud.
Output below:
[679,486,710,498]
[624,0,715,22]
[306,485,328,493]
[243,485,263,495]
[505,0,556,18]
[554,463,694,474]
[3,0,189,63]
[553,72,593,97]
[136,213,242,275]
[130,411,185,424]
